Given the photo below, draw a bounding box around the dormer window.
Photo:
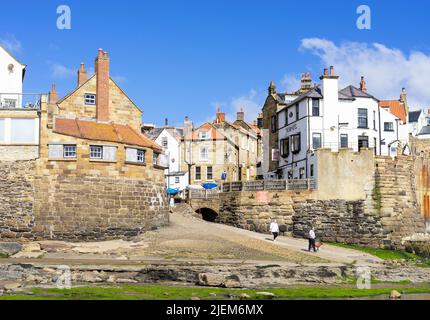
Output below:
[85,93,96,105]
[199,131,209,139]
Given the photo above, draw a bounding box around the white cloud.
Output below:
[0,34,22,53]
[300,38,430,109]
[281,73,301,93]
[51,63,75,79]
[228,89,262,122]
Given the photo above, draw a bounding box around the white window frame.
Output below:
[199,131,209,139]
[175,176,180,184]
[162,137,168,148]
[84,93,96,105]
[90,145,103,159]
[63,145,77,158]
[137,149,145,163]
[200,147,209,161]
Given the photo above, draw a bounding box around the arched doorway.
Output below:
[196,208,218,222]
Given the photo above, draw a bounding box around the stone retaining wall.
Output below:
[0,160,169,241]
[0,161,35,239]
[216,154,428,249]
[32,175,168,240]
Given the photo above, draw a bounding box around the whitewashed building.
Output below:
[0,45,41,161]
[409,110,430,138]
[276,67,409,180]
[145,124,189,193]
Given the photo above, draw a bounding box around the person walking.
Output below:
[308,227,317,252]
[169,197,175,213]
[270,220,280,242]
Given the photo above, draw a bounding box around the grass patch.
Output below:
[328,243,419,260]
[1,284,430,300]
[328,242,430,267]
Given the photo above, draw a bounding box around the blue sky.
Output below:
[2,0,430,126]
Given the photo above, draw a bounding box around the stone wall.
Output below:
[215,153,428,249]
[32,175,168,240]
[0,160,169,241]
[218,191,387,247]
[0,161,35,239]
[0,146,39,161]
[292,199,387,247]
[218,191,305,234]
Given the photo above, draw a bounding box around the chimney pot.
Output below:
[323,68,328,76]
[360,76,367,92]
[330,66,334,76]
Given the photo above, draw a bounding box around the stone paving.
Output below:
[2,211,381,266]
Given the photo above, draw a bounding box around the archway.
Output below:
[196,208,218,222]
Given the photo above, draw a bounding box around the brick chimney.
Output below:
[237,108,245,121]
[77,63,87,87]
[184,116,193,139]
[49,84,58,104]
[360,76,367,92]
[215,109,226,124]
[95,49,110,122]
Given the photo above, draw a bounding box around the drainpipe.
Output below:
[378,105,382,155]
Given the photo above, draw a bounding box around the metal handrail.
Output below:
[0,93,42,110]
[222,179,317,192]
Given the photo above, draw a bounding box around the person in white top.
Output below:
[308,228,316,252]
[270,220,280,242]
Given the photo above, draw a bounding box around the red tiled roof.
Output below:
[186,123,226,140]
[54,118,162,151]
[379,100,407,124]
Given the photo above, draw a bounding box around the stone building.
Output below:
[0,49,169,240]
[181,110,260,185]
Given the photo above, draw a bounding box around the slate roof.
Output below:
[418,126,430,136]
[409,110,423,123]
[338,85,378,100]
[278,87,323,112]
[54,117,162,151]
[146,127,164,140]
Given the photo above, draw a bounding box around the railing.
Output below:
[0,93,42,110]
[187,188,220,199]
[222,179,316,192]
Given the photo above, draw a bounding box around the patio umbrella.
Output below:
[202,183,218,190]
[166,188,180,195]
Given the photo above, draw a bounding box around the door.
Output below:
[358,136,369,151]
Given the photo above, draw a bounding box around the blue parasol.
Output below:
[166,188,180,195]
[202,183,218,190]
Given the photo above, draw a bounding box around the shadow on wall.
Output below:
[196,208,218,222]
